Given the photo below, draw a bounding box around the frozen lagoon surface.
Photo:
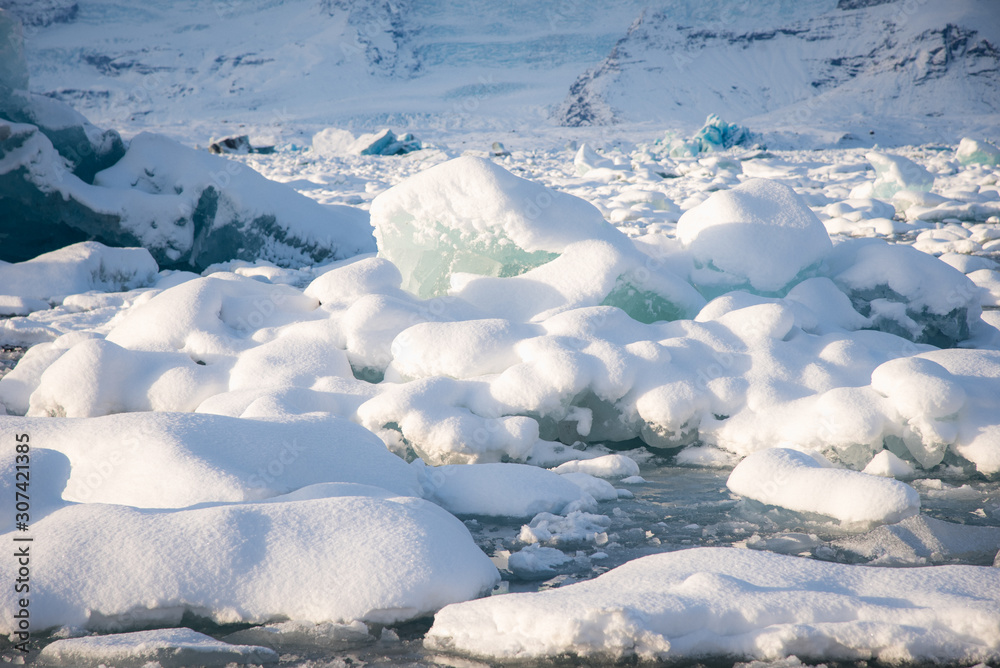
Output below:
[4,134,1000,667]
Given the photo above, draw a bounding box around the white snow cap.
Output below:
[726,447,920,525]
[677,178,832,293]
[0,484,498,634]
[426,546,1000,663]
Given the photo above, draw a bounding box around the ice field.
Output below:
[2,0,1000,666]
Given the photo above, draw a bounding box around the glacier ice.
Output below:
[956,137,1000,166]
[859,150,935,199]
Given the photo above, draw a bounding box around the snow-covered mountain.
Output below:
[555,0,1000,146]
[7,0,1000,147]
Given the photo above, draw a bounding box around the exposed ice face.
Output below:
[858,151,935,199]
[677,178,833,295]
[956,137,1000,166]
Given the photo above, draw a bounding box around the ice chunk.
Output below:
[828,239,982,347]
[0,122,373,269]
[550,454,640,479]
[304,256,402,306]
[833,514,1000,566]
[518,510,612,546]
[558,471,618,502]
[956,137,1000,166]
[36,628,278,667]
[371,155,605,298]
[726,448,920,525]
[507,544,575,581]
[0,485,498,633]
[862,450,916,478]
[420,461,596,518]
[426,547,1000,663]
[573,143,614,175]
[870,356,966,468]
[862,151,934,199]
[372,156,703,322]
[311,128,420,157]
[691,114,763,152]
[677,179,833,294]
[0,412,421,507]
[0,242,157,301]
[208,134,251,154]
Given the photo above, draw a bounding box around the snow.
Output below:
[0,412,422,507]
[419,461,597,517]
[726,448,920,525]
[36,628,279,667]
[0,241,157,302]
[676,179,833,294]
[0,484,498,634]
[426,546,1000,663]
[3,4,1000,665]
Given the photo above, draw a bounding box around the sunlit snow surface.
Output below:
[3,134,1000,667]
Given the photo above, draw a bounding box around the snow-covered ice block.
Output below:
[371,155,610,298]
[550,454,640,479]
[420,461,596,517]
[304,255,403,307]
[677,179,832,294]
[726,448,920,525]
[36,628,278,667]
[691,114,762,152]
[0,485,499,633]
[313,128,420,157]
[0,412,422,507]
[518,510,611,546]
[371,156,703,323]
[870,356,966,468]
[94,132,375,268]
[425,547,1000,663]
[956,137,1000,166]
[827,239,982,347]
[573,143,614,175]
[860,151,934,199]
[0,242,157,301]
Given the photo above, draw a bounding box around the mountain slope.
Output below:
[554,0,1000,145]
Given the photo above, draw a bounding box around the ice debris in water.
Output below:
[36,628,278,668]
[726,447,921,525]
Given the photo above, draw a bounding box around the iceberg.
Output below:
[956,137,1000,166]
[860,151,935,199]
[0,121,375,269]
[691,113,763,152]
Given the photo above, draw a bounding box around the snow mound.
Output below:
[551,454,640,479]
[420,461,597,518]
[0,241,157,302]
[677,179,833,295]
[36,628,278,668]
[426,546,1000,663]
[726,448,920,525]
[0,484,499,633]
[0,412,422,507]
